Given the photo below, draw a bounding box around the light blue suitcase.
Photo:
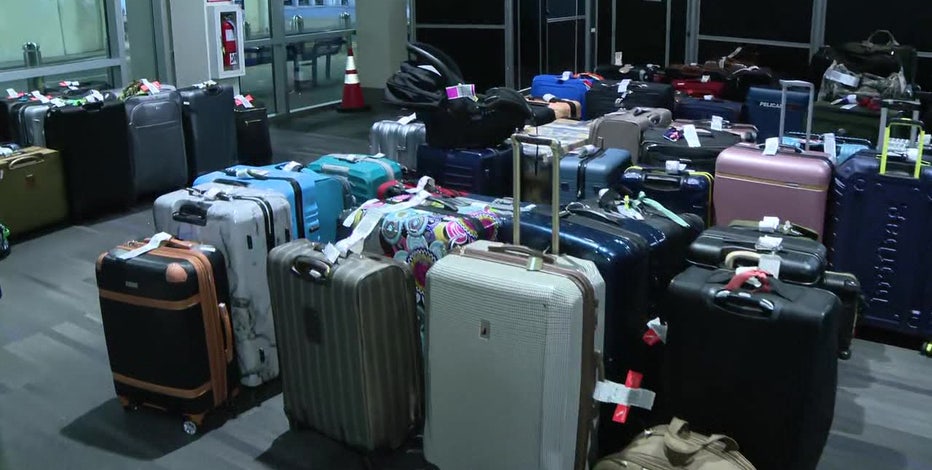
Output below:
[307,154,403,202]
[559,146,632,203]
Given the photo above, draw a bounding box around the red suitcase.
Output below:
[672,79,726,98]
[713,80,832,239]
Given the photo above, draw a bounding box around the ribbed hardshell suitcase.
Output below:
[559,146,632,202]
[307,154,403,202]
[0,147,68,236]
[619,166,714,225]
[44,100,134,220]
[585,81,675,119]
[714,81,833,240]
[369,119,426,171]
[665,266,838,470]
[423,134,608,470]
[267,239,421,450]
[96,235,237,435]
[672,119,757,143]
[125,90,188,197]
[266,161,350,243]
[416,144,513,197]
[640,127,740,174]
[745,87,810,140]
[153,184,291,386]
[10,101,50,147]
[673,97,743,123]
[178,83,237,181]
[828,119,932,337]
[589,108,673,162]
[235,103,273,166]
[518,121,591,204]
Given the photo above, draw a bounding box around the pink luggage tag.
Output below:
[613,371,644,424]
[642,317,668,346]
[234,94,255,107]
[445,84,476,101]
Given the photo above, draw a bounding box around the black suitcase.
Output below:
[594,64,665,83]
[586,81,676,119]
[179,84,237,181]
[640,127,740,174]
[43,80,112,98]
[234,103,273,166]
[45,100,134,220]
[664,266,839,470]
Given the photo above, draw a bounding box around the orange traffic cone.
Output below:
[337,47,370,113]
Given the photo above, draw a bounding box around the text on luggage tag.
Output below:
[823,133,837,162]
[763,137,780,155]
[613,371,645,424]
[683,125,701,148]
[711,115,724,131]
[397,112,417,125]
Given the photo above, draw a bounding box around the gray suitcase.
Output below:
[126,90,188,197]
[178,84,237,181]
[267,239,421,450]
[13,102,50,147]
[368,119,426,170]
[589,107,673,163]
[153,182,291,386]
[423,134,607,470]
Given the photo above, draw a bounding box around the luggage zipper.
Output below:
[261,176,308,239]
[234,195,277,249]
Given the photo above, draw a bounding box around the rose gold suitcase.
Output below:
[713,80,832,239]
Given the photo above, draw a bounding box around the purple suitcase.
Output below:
[713,80,833,239]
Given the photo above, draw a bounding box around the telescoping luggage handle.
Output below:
[879,99,922,149]
[779,80,814,151]
[510,134,564,255]
[880,118,926,178]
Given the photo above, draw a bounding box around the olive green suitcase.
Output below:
[0,147,68,236]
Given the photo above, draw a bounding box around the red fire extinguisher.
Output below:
[221,17,238,68]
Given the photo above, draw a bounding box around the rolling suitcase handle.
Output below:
[779,80,814,151]
[880,118,926,177]
[879,99,923,148]
[511,134,564,254]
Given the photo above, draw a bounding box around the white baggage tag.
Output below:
[646,317,668,344]
[593,380,656,410]
[397,112,417,125]
[90,89,105,102]
[711,115,724,131]
[664,160,687,172]
[561,71,572,81]
[617,79,631,94]
[117,232,173,260]
[825,69,860,88]
[140,79,160,94]
[282,161,303,172]
[370,152,386,159]
[412,176,434,193]
[701,74,711,83]
[542,93,557,103]
[822,133,837,162]
[30,91,50,103]
[841,103,858,110]
[756,235,783,251]
[683,125,701,148]
[235,168,267,178]
[758,216,781,232]
[703,95,714,101]
[6,88,19,98]
[322,243,341,263]
[234,94,254,108]
[203,187,224,200]
[763,137,779,156]
[614,51,624,66]
[758,253,782,279]
[342,198,380,227]
[50,98,67,108]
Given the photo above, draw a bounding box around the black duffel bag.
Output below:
[836,30,917,83]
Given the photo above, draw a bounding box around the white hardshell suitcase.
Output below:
[369,119,426,170]
[153,182,291,386]
[423,134,607,470]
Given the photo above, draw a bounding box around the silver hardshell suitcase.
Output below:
[267,239,421,450]
[423,134,606,470]
[153,183,291,386]
[590,107,673,163]
[19,102,50,147]
[368,119,426,170]
[126,90,188,198]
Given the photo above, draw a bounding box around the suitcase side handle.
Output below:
[218,303,233,363]
[291,255,333,282]
[511,133,564,254]
[487,245,556,264]
[173,204,209,226]
[713,289,777,318]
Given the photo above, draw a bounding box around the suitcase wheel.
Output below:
[117,395,140,411]
[183,420,198,435]
[921,342,932,358]
[838,349,852,361]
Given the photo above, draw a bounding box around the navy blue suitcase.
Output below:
[559,147,632,202]
[745,87,809,140]
[416,144,512,197]
[619,166,714,225]
[674,97,743,123]
[828,119,932,337]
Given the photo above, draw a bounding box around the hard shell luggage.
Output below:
[96,235,237,435]
[125,90,188,198]
[781,132,871,164]
[640,127,740,174]
[235,102,273,166]
[519,121,594,203]
[44,100,134,220]
[369,119,426,171]
[0,147,68,236]
[713,81,832,240]
[672,119,758,143]
[530,73,596,119]
[153,184,291,386]
[267,239,421,450]
[266,161,352,242]
[745,87,809,140]
[9,101,50,147]
[44,80,111,97]
[585,81,675,119]
[194,164,340,243]
[416,144,513,197]
[828,119,932,337]
[559,146,632,202]
[619,166,714,225]
[178,83,237,182]
[590,108,673,162]
[307,154,403,202]
[665,266,839,470]
[673,97,743,123]
[424,134,608,469]
[672,79,726,98]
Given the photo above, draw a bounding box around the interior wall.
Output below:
[0,0,107,64]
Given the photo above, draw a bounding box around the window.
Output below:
[0,0,109,71]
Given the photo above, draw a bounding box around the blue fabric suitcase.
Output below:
[530,74,594,119]
[194,165,335,243]
[746,87,810,140]
[673,97,743,123]
[828,119,932,337]
[559,146,632,202]
[416,144,512,196]
[619,166,714,225]
[306,154,403,202]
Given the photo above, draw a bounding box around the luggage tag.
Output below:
[397,112,417,125]
[703,95,714,101]
[445,84,477,101]
[665,160,688,172]
[642,317,667,346]
[682,125,701,148]
[322,243,342,264]
[50,98,67,108]
[140,79,161,94]
[617,79,631,94]
[758,216,781,232]
[116,232,173,260]
[234,94,254,108]
[6,88,22,99]
[560,71,572,81]
[30,91,51,104]
[711,115,724,131]
[700,74,711,83]
[612,371,646,424]
[594,371,656,418]
[614,52,624,66]
[734,267,764,289]
[762,137,779,156]
[614,195,644,220]
[822,133,837,162]
[757,253,782,279]
[825,69,860,88]
[59,80,80,90]
[755,235,783,252]
[281,161,304,172]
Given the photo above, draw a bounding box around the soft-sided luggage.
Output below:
[665,266,838,470]
[416,144,513,196]
[745,86,809,140]
[267,239,421,450]
[713,81,832,240]
[672,119,757,143]
[640,126,740,174]
[585,81,676,119]
[306,153,403,202]
[96,235,237,435]
[194,164,342,244]
[559,146,632,202]
[619,166,714,225]
[369,119,426,171]
[828,118,932,337]
[590,108,673,162]
[153,184,291,386]
[178,83,237,182]
[0,147,68,236]
[672,79,725,98]
[44,100,134,220]
[673,97,743,123]
[530,73,597,119]
[43,80,111,97]
[811,101,882,142]
[125,90,188,198]
[234,101,273,166]
[424,134,608,469]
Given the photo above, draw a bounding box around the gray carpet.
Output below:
[0,115,930,469]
